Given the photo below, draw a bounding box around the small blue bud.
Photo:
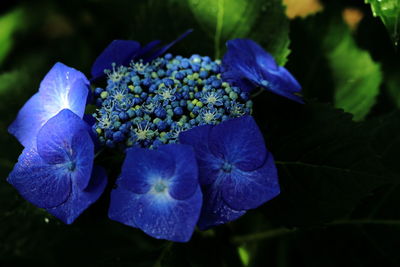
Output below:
[157,121,167,131]
[133,86,142,94]
[191,64,200,72]
[142,78,151,87]
[199,70,209,79]
[127,109,135,118]
[171,101,180,108]
[164,53,173,60]
[187,102,194,111]
[149,84,157,93]
[119,112,128,121]
[95,87,103,95]
[155,107,167,119]
[174,107,183,116]
[113,131,124,142]
[136,109,144,117]
[140,92,148,99]
[180,60,190,69]
[240,92,250,101]
[164,78,174,87]
[175,72,185,80]
[211,80,222,88]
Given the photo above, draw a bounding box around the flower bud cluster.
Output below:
[92,53,253,149]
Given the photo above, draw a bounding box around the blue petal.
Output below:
[144,29,193,62]
[109,185,202,242]
[261,66,304,103]
[108,186,139,228]
[91,40,141,80]
[48,166,108,224]
[197,184,245,230]
[158,144,199,200]
[70,130,95,190]
[224,39,278,72]
[7,146,72,209]
[119,147,175,194]
[134,40,161,60]
[8,63,89,147]
[8,93,46,148]
[179,125,221,186]
[37,109,90,163]
[209,116,266,171]
[37,109,94,190]
[221,154,280,211]
[222,39,278,93]
[222,39,303,103]
[38,63,89,116]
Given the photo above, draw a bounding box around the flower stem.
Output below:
[214,0,224,59]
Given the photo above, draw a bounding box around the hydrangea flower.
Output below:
[180,116,280,229]
[7,32,303,242]
[8,63,89,147]
[222,39,304,103]
[108,144,202,242]
[7,109,107,224]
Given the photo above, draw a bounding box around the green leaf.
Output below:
[365,0,400,46]
[0,8,25,66]
[326,22,383,121]
[183,0,290,64]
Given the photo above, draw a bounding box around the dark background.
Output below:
[1,0,400,266]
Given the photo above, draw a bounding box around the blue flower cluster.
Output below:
[92,54,252,149]
[7,32,303,242]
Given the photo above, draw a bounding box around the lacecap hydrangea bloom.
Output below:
[7,31,303,242]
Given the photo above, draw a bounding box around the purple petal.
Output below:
[158,144,199,200]
[119,147,175,194]
[197,184,245,230]
[91,40,141,80]
[8,63,89,147]
[36,109,94,190]
[7,146,72,209]
[221,154,280,210]
[48,166,108,224]
[109,186,202,242]
[179,125,221,186]
[209,116,267,171]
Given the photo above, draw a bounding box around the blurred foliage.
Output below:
[327,19,382,121]
[0,8,25,65]
[184,0,290,64]
[0,0,400,266]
